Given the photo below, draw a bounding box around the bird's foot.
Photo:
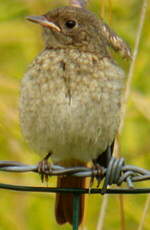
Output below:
[90,163,104,188]
[38,152,52,183]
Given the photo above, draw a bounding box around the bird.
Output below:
[19,0,131,226]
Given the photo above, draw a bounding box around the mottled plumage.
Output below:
[20,3,130,226]
[20,49,125,162]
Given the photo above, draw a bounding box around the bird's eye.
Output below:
[65,20,76,29]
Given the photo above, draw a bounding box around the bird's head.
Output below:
[26,2,108,55]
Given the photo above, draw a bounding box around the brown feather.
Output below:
[55,161,87,225]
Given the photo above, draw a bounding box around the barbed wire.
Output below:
[0,157,150,194]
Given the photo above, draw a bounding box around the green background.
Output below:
[0,0,149,229]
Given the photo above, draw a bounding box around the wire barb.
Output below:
[0,158,150,194]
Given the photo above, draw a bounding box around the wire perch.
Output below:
[0,157,150,230]
[0,157,150,193]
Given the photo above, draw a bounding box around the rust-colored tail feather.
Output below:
[55,162,87,225]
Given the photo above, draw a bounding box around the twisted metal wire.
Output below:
[0,157,150,194]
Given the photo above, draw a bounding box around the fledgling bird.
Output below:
[20,0,131,226]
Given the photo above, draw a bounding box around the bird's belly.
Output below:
[20,51,125,163]
[20,88,121,163]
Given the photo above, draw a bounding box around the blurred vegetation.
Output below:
[0,0,150,229]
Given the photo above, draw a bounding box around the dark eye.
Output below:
[65,20,76,29]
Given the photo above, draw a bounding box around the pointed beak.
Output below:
[26,15,61,32]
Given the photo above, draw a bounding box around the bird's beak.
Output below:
[26,15,61,32]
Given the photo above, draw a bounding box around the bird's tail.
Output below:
[55,161,87,225]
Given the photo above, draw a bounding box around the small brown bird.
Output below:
[20,0,131,226]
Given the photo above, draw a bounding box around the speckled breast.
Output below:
[20,49,126,163]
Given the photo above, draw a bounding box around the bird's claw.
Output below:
[90,163,104,188]
[37,152,52,183]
